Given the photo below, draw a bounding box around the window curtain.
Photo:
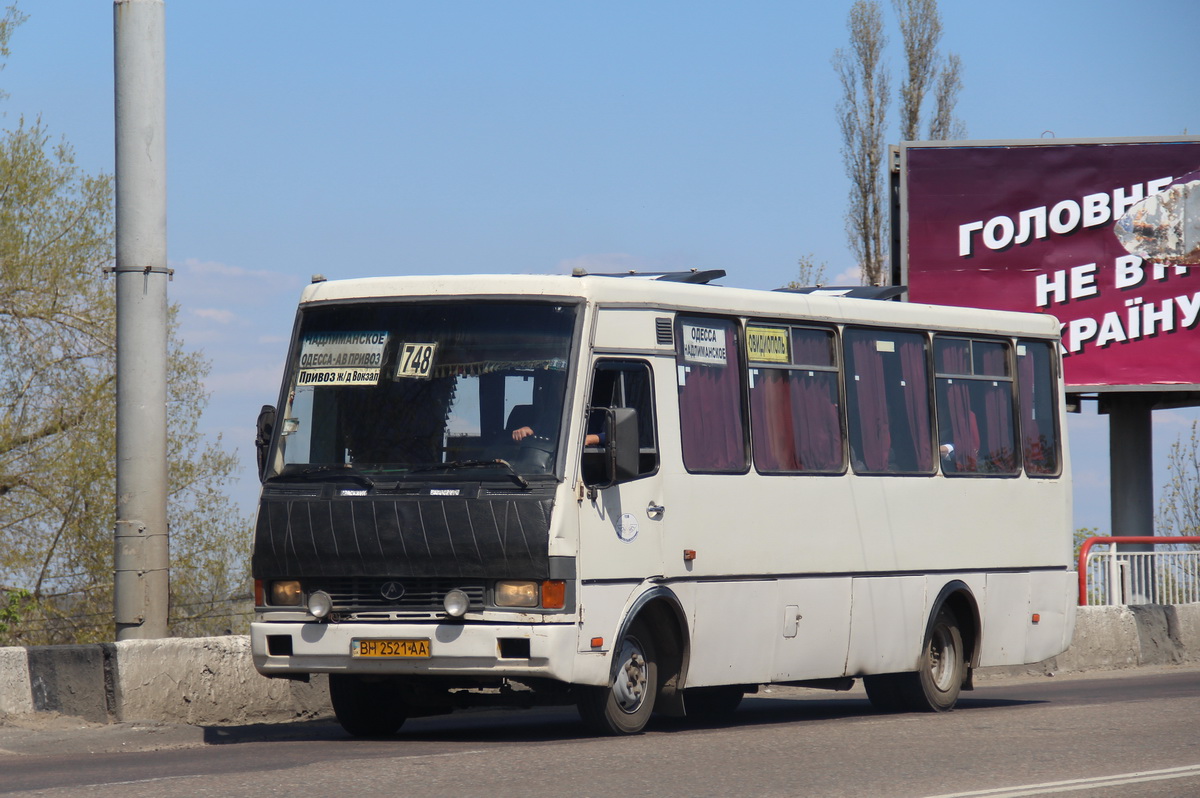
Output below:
[792,333,841,471]
[850,337,890,471]
[751,370,798,471]
[1017,343,1057,475]
[980,346,1015,472]
[897,338,933,470]
[938,341,979,472]
[793,372,842,470]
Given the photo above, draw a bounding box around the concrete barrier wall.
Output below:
[111,636,329,725]
[3,604,1200,726]
[1,636,329,726]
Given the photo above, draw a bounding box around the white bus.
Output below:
[250,271,1075,736]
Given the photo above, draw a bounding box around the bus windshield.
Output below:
[266,300,577,482]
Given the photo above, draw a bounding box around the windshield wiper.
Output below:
[415,459,529,489]
[282,465,376,489]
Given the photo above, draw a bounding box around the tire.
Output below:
[864,607,966,713]
[577,620,658,735]
[909,607,965,712]
[684,686,744,722]
[863,673,908,713]
[329,674,408,737]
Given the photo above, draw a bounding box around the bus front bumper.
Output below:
[251,620,590,684]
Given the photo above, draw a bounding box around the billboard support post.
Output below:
[1104,393,1156,602]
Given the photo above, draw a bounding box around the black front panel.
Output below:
[252,493,554,580]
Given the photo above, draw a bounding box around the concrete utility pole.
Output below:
[113,0,169,640]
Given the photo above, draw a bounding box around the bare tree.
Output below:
[928,52,966,140]
[783,253,830,289]
[833,0,965,285]
[894,0,941,142]
[834,0,890,286]
[1159,422,1200,539]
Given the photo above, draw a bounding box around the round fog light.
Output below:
[443,589,470,618]
[308,590,332,619]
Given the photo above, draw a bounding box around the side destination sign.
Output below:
[680,323,728,366]
[746,326,790,363]
[297,331,388,386]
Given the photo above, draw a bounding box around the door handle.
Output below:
[646,502,665,520]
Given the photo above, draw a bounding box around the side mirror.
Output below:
[605,406,640,485]
[256,404,276,479]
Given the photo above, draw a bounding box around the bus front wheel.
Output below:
[577,620,658,735]
[329,674,408,737]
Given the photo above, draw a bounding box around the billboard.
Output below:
[897,137,1200,389]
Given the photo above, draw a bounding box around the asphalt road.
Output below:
[2,666,1199,797]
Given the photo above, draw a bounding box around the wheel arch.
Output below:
[929,580,981,671]
[615,586,690,715]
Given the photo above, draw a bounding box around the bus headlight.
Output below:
[307,590,333,619]
[443,589,470,617]
[495,580,539,608]
[270,580,303,606]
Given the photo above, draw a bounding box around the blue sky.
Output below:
[3,0,1199,530]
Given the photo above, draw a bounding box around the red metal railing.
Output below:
[1077,536,1200,605]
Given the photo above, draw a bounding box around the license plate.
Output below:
[351,638,431,658]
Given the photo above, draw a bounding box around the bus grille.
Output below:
[309,578,487,612]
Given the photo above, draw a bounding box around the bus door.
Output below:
[577,359,665,583]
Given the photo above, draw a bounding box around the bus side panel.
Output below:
[575,582,639,655]
[845,576,925,675]
[770,577,853,682]
[1025,570,1076,664]
[979,571,1075,666]
[980,572,1031,665]
[684,580,777,686]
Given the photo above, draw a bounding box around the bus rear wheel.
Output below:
[864,607,966,713]
[329,674,408,737]
[863,673,908,712]
[577,620,658,735]
[909,607,966,711]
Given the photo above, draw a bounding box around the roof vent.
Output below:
[775,285,906,300]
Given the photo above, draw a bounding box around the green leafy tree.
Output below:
[0,587,30,638]
[0,8,249,644]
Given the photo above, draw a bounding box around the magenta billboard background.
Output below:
[902,139,1200,388]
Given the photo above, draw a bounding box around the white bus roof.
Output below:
[299,273,1061,339]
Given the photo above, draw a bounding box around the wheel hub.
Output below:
[612,642,648,713]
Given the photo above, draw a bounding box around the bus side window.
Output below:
[747,325,845,474]
[933,336,1018,476]
[675,316,747,473]
[582,361,659,484]
[1016,339,1061,476]
[843,328,935,475]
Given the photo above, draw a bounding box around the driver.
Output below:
[514,425,601,446]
